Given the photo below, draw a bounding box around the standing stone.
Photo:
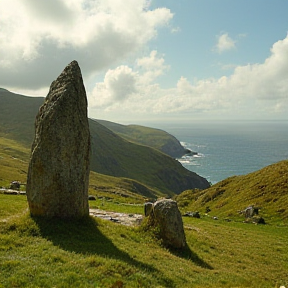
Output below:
[26,60,91,218]
[147,199,186,249]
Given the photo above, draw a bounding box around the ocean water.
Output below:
[157,121,288,184]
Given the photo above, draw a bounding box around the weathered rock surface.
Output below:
[146,199,186,249]
[89,208,143,226]
[26,60,91,218]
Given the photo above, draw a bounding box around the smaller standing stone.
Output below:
[146,199,186,249]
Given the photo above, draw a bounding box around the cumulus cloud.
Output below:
[0,0,172,91]
[215,33,236,53]
[136,50,169,83]
[90,35,288,119]
[90,66,137,108]
[90,50,168,107]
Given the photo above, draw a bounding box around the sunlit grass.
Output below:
[1,194,288,288]
[0,137,30,187]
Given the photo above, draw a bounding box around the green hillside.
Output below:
[0,89,43,146]
[96,119,189,158]
[0,89,209,196]
[175,160,288,224]
[0,136,158,202]
[89,119,208,196]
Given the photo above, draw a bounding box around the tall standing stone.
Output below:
[26,61,91,218]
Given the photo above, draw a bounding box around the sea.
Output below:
[154,121,288,184]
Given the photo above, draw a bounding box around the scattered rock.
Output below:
[88,195,96,201]
[26,61,91,218]
[183,211,200,218]
[146,199,186,249]
[245,216,265,225]
[10,181,20,190]
[242,205,259,218]
[0,189,26,195]
[3,189,19,195]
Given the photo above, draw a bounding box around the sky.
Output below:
[1,0,288,124]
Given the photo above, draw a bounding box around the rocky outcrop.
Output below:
[160,138,190,158]
[146,199,186,249]
[26,60,91,218]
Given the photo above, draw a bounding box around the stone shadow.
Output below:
[33,216,175,288]
[168,244,213,270]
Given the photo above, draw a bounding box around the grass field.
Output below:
[0,194,287,288]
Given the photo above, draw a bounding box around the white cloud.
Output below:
[136,50,169,84]
[215,33,236,53]
[0,0,172,91]
[171,27,181,34]
[90,66,137,108]
[90,35,288,120]
[90,50,168,108]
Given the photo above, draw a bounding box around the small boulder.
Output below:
[245,216,265,225]
[147,199,186,249]
[243,205,258,218]
[183,211,200,218]
[10,181,20,190]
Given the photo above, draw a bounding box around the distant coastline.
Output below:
[161,121,288,184]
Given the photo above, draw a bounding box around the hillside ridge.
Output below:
[176,160,288,224]
[96,119,191,158]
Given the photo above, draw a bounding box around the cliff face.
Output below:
[159,138,187,158]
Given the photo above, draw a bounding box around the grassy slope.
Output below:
[0,90,209,196]
[176,160,288,225]
[0,89,43,146]
[0,195,288,288]
[96,119,187,158]
[0,137,30,187]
